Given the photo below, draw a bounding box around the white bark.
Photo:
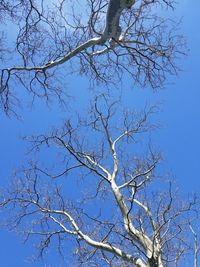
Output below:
[6,0,135,72]
[41,207,147,267]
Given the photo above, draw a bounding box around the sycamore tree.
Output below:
[0,0,185,114]
[0,96,199,266]
[0,1,199,267]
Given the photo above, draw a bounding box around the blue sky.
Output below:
[0,1,200,266]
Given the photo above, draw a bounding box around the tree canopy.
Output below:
[0,0,184,114]
[0,1,199,267]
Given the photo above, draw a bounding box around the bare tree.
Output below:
[1,96,198,266]
[0,0,185,113]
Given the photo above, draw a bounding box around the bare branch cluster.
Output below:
[0,97,198,266]
[0,0,185,114]
[0,1,197,266]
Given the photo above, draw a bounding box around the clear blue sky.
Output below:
[0,1,200,266]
